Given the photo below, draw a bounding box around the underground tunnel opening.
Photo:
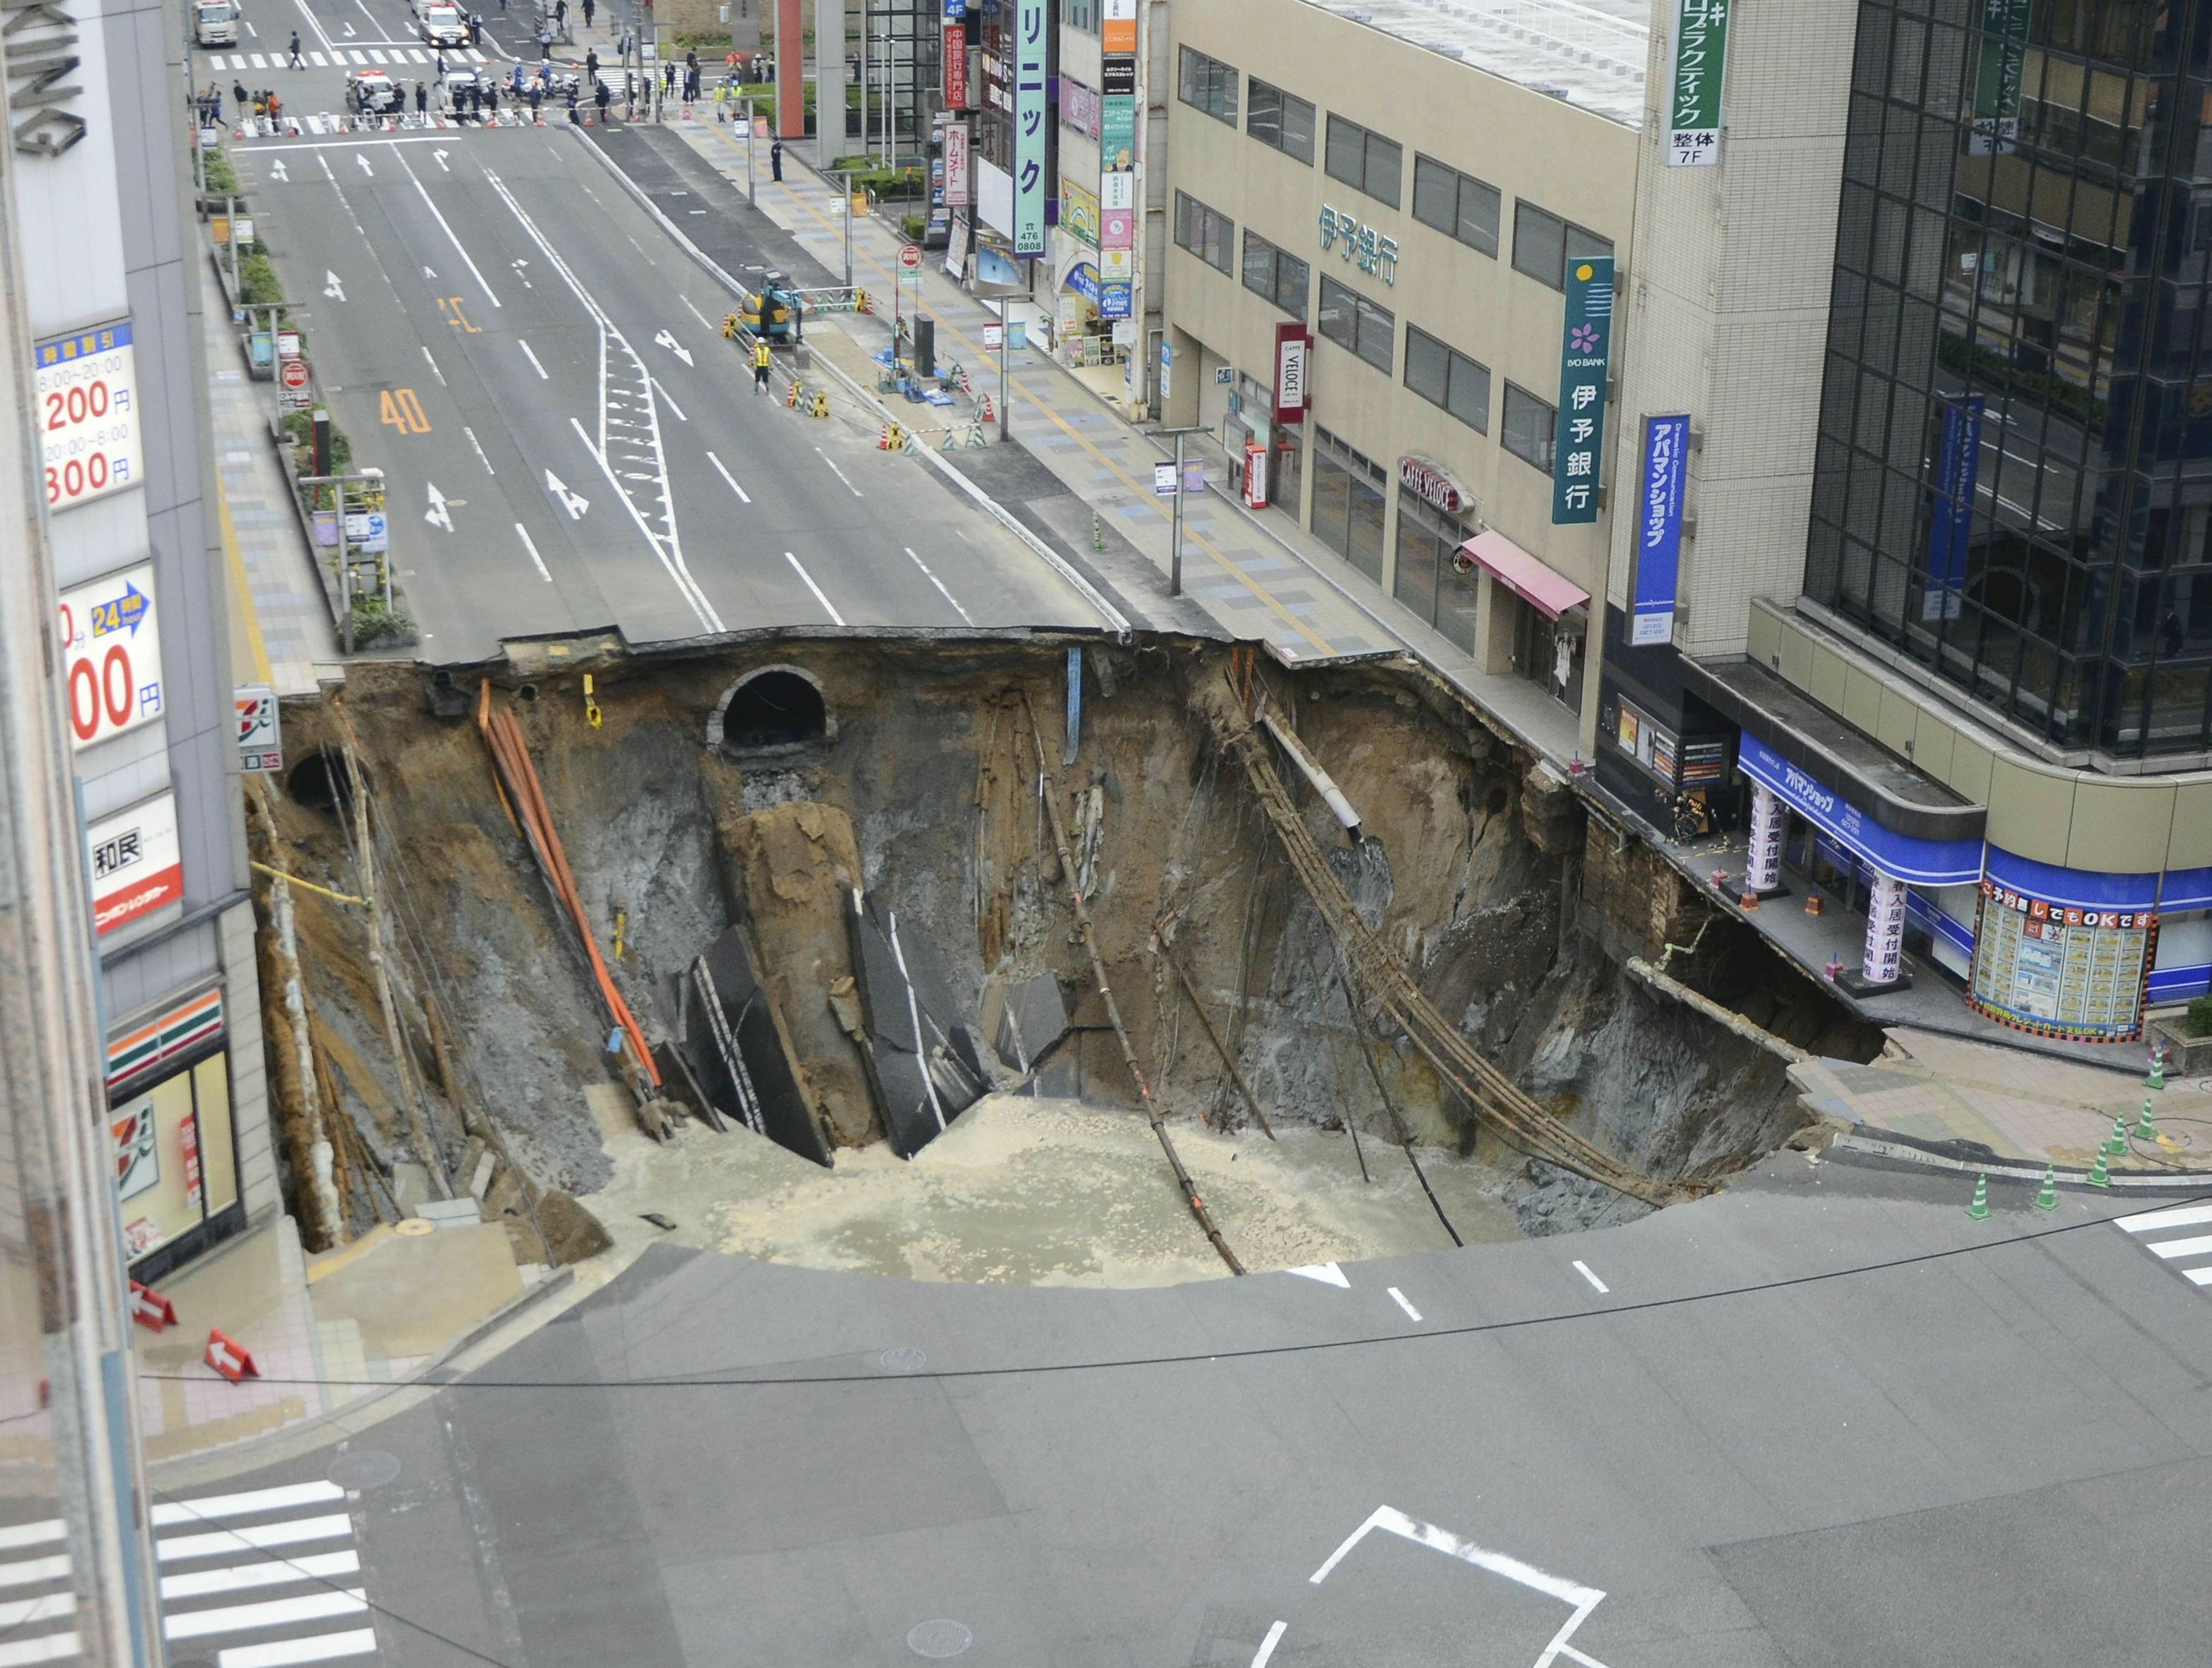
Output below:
[717,668,829,754]
[285,748,355,816]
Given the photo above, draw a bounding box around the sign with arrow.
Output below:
[56,562,164,750]
[356,154,374,176]
[544,469,588,519]
[324,270,346,301]
[654,330,693,366]
[424,482,454,531]
[269,159,289,182]
[433,148,450,171]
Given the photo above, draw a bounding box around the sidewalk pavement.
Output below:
[203,254,342,698]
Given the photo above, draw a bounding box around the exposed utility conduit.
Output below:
[1624,958,1813,1066]
[1197,674,1671,1205]
[1152,919,1276,1140]
[1259,710,1363,842]
[476,681,662,1096]
[270,873,345,1246]
[1022,691,1246,1275]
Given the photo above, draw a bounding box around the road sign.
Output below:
[279,356,312,412]
[982,322,1002,352]
[1153,461,1177,498]
[899,243,922,269]
[235,683,282,773]
[276,330,301,359]
[343,509,388,552]
[57,562,163,751]
[280,358,308,391]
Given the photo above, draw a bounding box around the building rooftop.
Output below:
[1303,0,1650,128]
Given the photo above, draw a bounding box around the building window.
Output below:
[1310,426,1388,581]
[1511,200,1613,289]
[1393,489,1481,653]
[1242,230,1310,320]
[1324,114,1402,208]
[1174,190,1235,274]
[1247,78,1315,163]
[1317,276,1394,373]
[1502,382,1555,473]
[1177,46,1238,126]
[1404,325,1490,432]
[1064,0,1097,31]
[1411,155,1500,257]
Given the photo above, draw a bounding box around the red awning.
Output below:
[1460,530,1591,621]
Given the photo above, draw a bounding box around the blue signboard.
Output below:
[943,0,964,17]
[1067,263,1100,302]
[1925,394,1981,620]
[1012,0,1048,256]
[1737,732,1985,885]
[1099,280,1131,319]
[1552,256,1614,524]
[1632,413,1689,645]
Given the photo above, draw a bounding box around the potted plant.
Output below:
[2152,995,2212,1076]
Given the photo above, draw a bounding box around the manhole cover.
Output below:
[327,1450,402,1491]
[905,1619,973,1658]
[877,1347,927,1373]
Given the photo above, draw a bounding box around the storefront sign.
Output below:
[1274,323,1309,425]
[1552,256,1614,525]
[1101,0,1135,53]
[1100,280,1131,319]
[36,319,140,511]
[58,561,163,750]
[1101,169,1133,211]
[1067,262,1100,302]
[1665,0,1729,166]
[1102,206,1133,249]
[1968,0,2032,155]
[1159,339,1172,401]
[943,124,970,210]
[235,683,281,773]
[1745,783,1786,889]
[1736,733,1984,885]
[86,789,183,938]
[942,0,964,18]
[1012,0,1047,256]
[1924,395,1981,620]
[1101,90,1135,171]
[1969,879,2155,1040]
[1063,179,1101,247]
[944,21,968,107]
[106,987,225,1090]
[5,0,89,155]
[1399,455,1468,515]
[1318,205,1398,285]
[1061,75,1099,138]
[1632,414,1689,644]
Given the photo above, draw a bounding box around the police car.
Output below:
[418,1,468,45]
[346,68,404,112]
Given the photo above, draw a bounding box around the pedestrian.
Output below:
[468,11,482,44]
[554,0,566,27]
[584,46,598,80]
[435,78,450,117]
[539,21,552,58]
[528,80,543,117]
[566,83,579,122]
[752,336,771,393]
[288,30,303,67]
[233,76,249,114]
[436,49,447,76]
[498,0,506,12]
[581,0,594,27]
[770,138,782,181]
[482,79,498,121]
[595,79,609,120]
[415,80,428,116]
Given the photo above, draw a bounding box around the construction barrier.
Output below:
[129,1279,176,1332]
[204,1329,259,1383]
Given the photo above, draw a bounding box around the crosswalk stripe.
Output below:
[2188,1266,2212,1286]
[218,1628,377,1668]
[408,49,428,61]
[0,1525,64,1554]
[310,51,327,64]
[0,1555,71,1590]
[465,47,485,61]
[247,52,266,67]
[2117,1201,2212,1233]
[153,1484,346,1528]
[2150,1233,2212,1260]
[367,48,386,61]
[164,1589,367,1640]
[162,1552,361,1602]
[349,50,367,64]
[0,1635,80,1668]
[0,1593,74,1631]
[158,1516,353,1564]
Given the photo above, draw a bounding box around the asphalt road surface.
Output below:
[149,1154,2212,1668]
[226,121,1106,660]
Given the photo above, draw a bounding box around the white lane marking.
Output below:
[160,1551,361,1600]
[652,329,694,366]
[903,547,974,624]
[513,524,552,581]
[151,1484,345,1526]
[464,426,495,474]
[348,50,366,63]
[0,1524,63,1553]
[2118,1202,2212,1233]
[1573,1260,1609,1294]
[355,153,372,176]
[2151,1233,2212,1261]
[0,1556,71,1589]
[366,47,385,61]
[157,1515,353,1563]
[650,376,687,421]
[1387,1287,1422,1322]
[705,450,751,504]
[432,147,449,172]
[393,148,499,306]
[542,471,587,518]
[680,293,715,331]
[322,269,345,301]
[0,1592,72,1631]
[815,447,862,496]
[517,339,548,380]
[0,1632,81,1668]
[424,481,454,532]
[784,551,845,626]
[216,1628,378,1668]
[309,51,327,64]
[166,1589,368,1641]
[420,344,445,385]
[1249,1620,1287,1668]
[2187,1266,2212,1286]
[248,51,267,66]
[1286,1262,1349,1287]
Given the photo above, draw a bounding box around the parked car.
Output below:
[193,0,238,46]
[347,68,404,113]
[420,2,468,46]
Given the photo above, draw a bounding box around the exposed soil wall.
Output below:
[257,636,1880,1245]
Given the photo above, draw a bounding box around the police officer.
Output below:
[752,336,771,394]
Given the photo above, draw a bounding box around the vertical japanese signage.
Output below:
[36,319,140,510]
[1101,0,1135,53]
[1551,255,1613,525]
[1632,414,1689,644]
[1274,323,1309,424]
[1969,0,2033,155]
[1924,395,1981,620]
[944,21,968,108]
[1013,0,1047,256]
[1099,51,1136,317]
[1664,0,1729,166]
[58,562,163,750]
[1863,875,1908,987]
[944,120,970,206]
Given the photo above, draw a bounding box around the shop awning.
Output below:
[1460,531,1590,620]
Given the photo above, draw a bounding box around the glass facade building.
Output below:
[1809,0,2212,758]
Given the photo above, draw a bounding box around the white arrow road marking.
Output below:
[342,18,355,33]
[269,159,289,181]
[1286,1262,1349,1287]
[424,482,453,531]
[323,270,346,301]
[423,264,437,280]
[433,148,449,170]
[356,153,373,175]
[543,469,587,519]
[653,329,693,366]
[513,523,550,581]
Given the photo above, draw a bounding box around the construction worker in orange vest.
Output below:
[752,336,771,394]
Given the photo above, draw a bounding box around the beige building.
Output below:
[1159,0,1644,736]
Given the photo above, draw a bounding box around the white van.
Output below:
[194,0,239,46]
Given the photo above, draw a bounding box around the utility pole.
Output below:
[841,169,853,286]
[1155,426,1207,596]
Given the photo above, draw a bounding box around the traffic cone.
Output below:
[1965,1171,1991,1220]
[2104,1114,2130,1157]
[2135,1097,2158,1141]
[979,392,995,424]
[2085,1148,2112,1189]
[785,380,801,408]
[128,1279,176,1332]
[203,1329,259,1383]
[2032,1162,2059,1211]
[2149,1052,2168,1091]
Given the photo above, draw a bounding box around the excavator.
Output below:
[722,272,804,345]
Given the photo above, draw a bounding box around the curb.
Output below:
[1829,1129,2212,1190]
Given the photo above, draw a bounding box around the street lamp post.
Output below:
[741,95,755,200]
[840,169,853,286]
[1154,426,1208,596]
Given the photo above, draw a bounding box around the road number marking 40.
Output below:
[380,388,432,435]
